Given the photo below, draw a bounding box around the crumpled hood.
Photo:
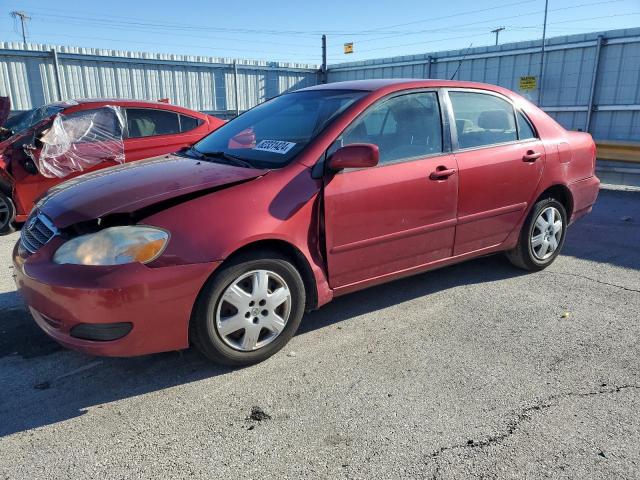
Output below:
[38,154,267,228]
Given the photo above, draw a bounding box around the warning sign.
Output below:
[344,43,354,54]
[519,76,537,91]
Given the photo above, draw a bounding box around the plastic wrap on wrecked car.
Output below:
[34,105,125,178]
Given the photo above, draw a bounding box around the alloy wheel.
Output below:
[531,206,563,260]
[215,269,292,352]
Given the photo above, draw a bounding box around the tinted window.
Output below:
[450,92,517,148]
[180,114,200,132]
[337,92,442,165]
[193,90,366,169]
[517,111,536,140]
[126,109,180,138]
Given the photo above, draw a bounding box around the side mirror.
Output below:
[328,143,379,170]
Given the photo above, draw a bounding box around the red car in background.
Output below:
[13,79,600,365]
[0,97,224,233]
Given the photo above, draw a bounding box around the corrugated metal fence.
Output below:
[0,42,319,118]
[1,28,639,141]
[328,27,640,142]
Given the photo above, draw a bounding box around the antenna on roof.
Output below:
[450,43,473,80]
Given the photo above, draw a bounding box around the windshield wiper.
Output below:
[188,147,254,168]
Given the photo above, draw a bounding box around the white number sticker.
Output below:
[253,139,296,154]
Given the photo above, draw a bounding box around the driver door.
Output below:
[323,91,458,291]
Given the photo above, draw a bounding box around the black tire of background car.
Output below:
[190,250,306,366]
[0,192,16,235]
[506,197,567,271]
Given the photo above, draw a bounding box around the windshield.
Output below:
[4,105,64,135]
[192,89,367,168]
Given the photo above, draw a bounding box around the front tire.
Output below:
[506,197,567,271]
[0,192,16,235]
[191,251,306,366]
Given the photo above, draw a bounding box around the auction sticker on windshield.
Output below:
[253,139,296,154]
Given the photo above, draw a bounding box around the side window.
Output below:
[180,114,201,133]
[517,111,536,140]
[126,108,180,138]
[338,92,443,165]
[449,92,517,149]
[59,108,123,143]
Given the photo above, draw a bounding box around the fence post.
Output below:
[321,34,327,84]
[50,48,63,102]
[233,61,240,117]
[585,35,605,134]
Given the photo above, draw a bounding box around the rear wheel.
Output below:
[191,251,306,366]
[506,197,567,271]
[0,192,16,235]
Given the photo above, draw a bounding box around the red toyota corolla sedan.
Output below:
[13,79,600,365]
[0,98,224,234]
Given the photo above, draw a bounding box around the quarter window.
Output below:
[126,108,180,138]
[180,114,201,132]
[450,92,517,149]
[337,92,443,165]
[517,111,536,140]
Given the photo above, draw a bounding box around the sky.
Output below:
[2,0,639,65]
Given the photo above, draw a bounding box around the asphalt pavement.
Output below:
[0,188,639,479]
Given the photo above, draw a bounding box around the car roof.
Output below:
[66,98,178,107]
[298,78,511,94]
[52,98,209,117]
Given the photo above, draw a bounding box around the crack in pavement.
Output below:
[427,384,640,476]
[543,271,640,294]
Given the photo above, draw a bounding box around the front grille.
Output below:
[20,213,58,254]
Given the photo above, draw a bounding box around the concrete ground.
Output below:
[0,188,638,480]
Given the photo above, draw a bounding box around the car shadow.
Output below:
[0,188,637,437]
[0,253,525,437]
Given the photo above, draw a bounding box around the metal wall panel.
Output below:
[0,42,320,118]
[328,28,640,141]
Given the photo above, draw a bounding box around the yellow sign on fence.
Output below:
[344,43,354,54]
[519,76,537,91]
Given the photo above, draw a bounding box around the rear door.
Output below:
[323,90,458,289]
[124,108,203,160]
[445,90,545,256]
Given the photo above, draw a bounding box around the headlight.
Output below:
[53,226,169,266]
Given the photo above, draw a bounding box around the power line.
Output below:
[345,11,639,56]
[345,0,625,45]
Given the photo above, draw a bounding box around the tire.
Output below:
[0,192,16,236]
[191,250,306,366]
[506,197,567,271]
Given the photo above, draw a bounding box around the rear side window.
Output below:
[338,91,443,165]
[126,108,180,138]
[517,111,536,140]
[180,114,201,132]
[450,92,517,149]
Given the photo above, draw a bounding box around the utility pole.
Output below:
[538,0,549,106]
[491,27,505,46]
[10,11,31,44]
[321,34,327,84]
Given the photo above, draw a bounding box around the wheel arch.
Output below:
[217,239,319,312]
[536,184,574,219]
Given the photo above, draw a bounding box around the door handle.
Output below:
[522,150,542,162]
[430,166,457,180]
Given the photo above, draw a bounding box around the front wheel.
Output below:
[506,198,567,271]
[191,251,306,366]
[0,192,16,235]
